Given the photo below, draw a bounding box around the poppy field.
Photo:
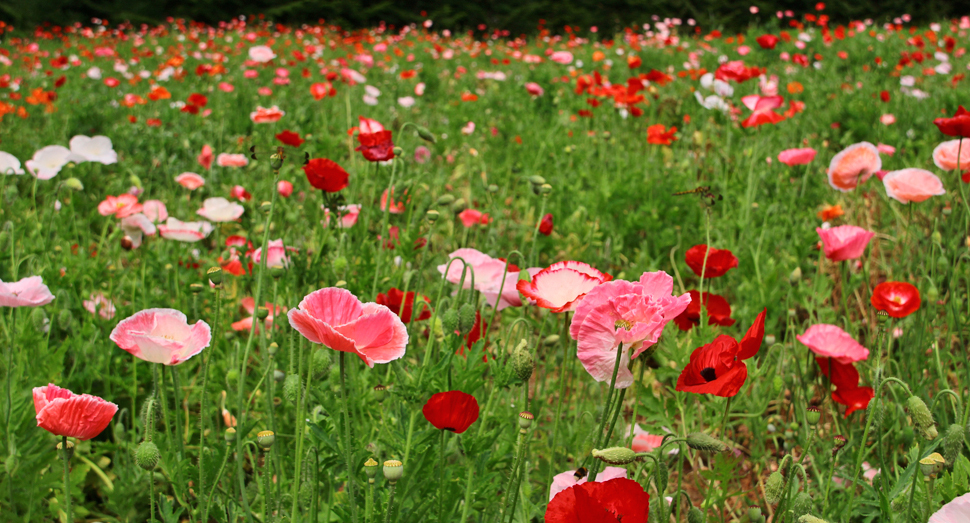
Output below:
[3,7,970,523]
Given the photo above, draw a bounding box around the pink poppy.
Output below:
[287,287,408,367]
[816,225,875,261]
[549,467,626,502]
[777,148,817,166]
[196,197,245,222]
[827,142,881,192]
[569,271,691,388]
[628,425,678,454]
[230,185,252,201]
[877,143,896,156]
[549,51,573,64]
[251,239,295,268]
[121,213,156,249]
[929,493,970,523]
[83,292,116,320]
[158,218,213,242]
[0,276,55,307]
[175,172,206,190]
[217,153,249,168]
[250,105,285,123]
[110,308,212,365]
[414,146,431,164]
[277,180,293,198]
[142,200,168,223]
[740,95,785,128]
[515,261,612,313]
[796,324,869,363]
[458,208,491,227]
[322,204,361,228]
[198,144,214,170]
[882,168,945,204]
[931,139,970,171]
[97,194,143,218]
[438,248,540,310]
[230,297,287,332]
[880,114,896,125]
[33,384,117,440]
[248,45,276,63]
[525,82,544,96]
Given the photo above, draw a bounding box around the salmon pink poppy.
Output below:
[931,139,970,171]
[376,288,432,322]
[110,308,212,365]
[881,168,945,204]
[304,158,349,192]
[422,390,480,433]
[933,106,970,138]
[929,493,970,523]
[277,180,293,197]
[250,105,285,123]
[796,324,869,363]
[33,384,118,440]
[672,290,736,331]
[816,225,874,261]
[516,261,612,313]
[438,248,539,310]
[98,194,142,218]
[715,60,763,83]
[252,239,294,268]
[217,153,249,168]
[458,208,491,227]
[778,148,817,166]
[158,218,213,242]
[675,308,766,397]
[549,467,627,502]
[827,142,881,191]
[287,287,408,367]
[230,297,286,332]
[0,276,55,307]
[684,245,738,278]
[538,213,554,236]
[380,188,407,214]
[570,271,690,388]
[198,144,214,170]
[871,281,920,318]
[323,204,361,228]
[175,172,206,190]
[546,477,649,523]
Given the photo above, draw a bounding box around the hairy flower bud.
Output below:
[511,339,534,382]
[765,471,785,505]
[906,395,937,440]
[435,194,455,207]
[687,507,706,523]
[442,308,460,333]
[656,459,669,491]
[458,303,477,334]
[591,446,639,465]
[416,126,436,143]
[792,492,814,519]
[136,441,160,470]
[944,424,965,465]
[686,432,729,453]
[283,374,301,403]
[748,507,765,523]
[63,177,84,191]
[383,459,404,484]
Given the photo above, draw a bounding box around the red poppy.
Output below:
[870,281,920,318]
[545,477,650,523]
[832,386,874,417]
[675,308,766,397]
[684,245,738,278]
[672,290,736,331]
[275,129,305,147]
[647,124,677,145]
[934,106,970,138]
[376,288,432,323]
[538,213,554,236]
[422,390,480,433]
[303,158,349,192]
[714,61,764,83]
[187,93,208,107]
[815,357,873,417]
[357,130,394,162]
[756,34,779,50]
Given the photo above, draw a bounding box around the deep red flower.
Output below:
[675,308,766,397]
[934,106,970,138]
[832,386,874,417]
[376,288,432,323]
[545,477,650,523]
[422,390,480,433]
[870,281,920,318]
[275,129,305,147]
[672,290,736,331]
[303,158,349,192]
[756,34,779,50]
[539,213,554,236]
[684,245,738,278]
[714,61,764,83]
[187,93,208,107]
[815,357,873,417]
[880,90,891,103]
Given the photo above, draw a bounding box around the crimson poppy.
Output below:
[422,390,480,433]
[375,288,432,323]
[303,158,349,192]
[755,34,779,50]
[675,308,766,397]
[714,61,764,83]
[545,477,649,523]
[187,93,208,107]
[815,357,873,417]
[647,124,677,145]
[684,245,738,278]
[832,386,874,417]
[275,129,305,147]
[870,281,920,318]
[357,131,395,162]
[672,290,736,331]
[934,106,970,138]
[539,213,554,236]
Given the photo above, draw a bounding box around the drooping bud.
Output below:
[687,506,706,523]
[416,126,436,143]
[435,194,455,207]
[591,446,638,465]
[944,424,965,465]
[257,430,276,450]
[764,471,785,505]
[136,441,160,470]
[919,452,945,477]
[806,406,821,426]
[686,432,729,453]
[906,395,937,440]
[458,303,477,334]
[791,492,814,520]
[383,460,404,484]
[442,308,460,333]
[518,411,534,431]
[207,266,223,286]
[364,458,379,482]
[511,339,534,382]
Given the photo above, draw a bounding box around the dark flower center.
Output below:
[444,427,457,432]
[700,367,717,382]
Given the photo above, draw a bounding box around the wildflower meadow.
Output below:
[2,7,970,523]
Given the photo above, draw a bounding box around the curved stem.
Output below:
[371,159,398,299]
[198,285,220,514]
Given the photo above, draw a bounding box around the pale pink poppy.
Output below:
[252,239,296,268]
[322,204,361,228]
[83,292,116,320]
[341,68,367,85]
[569,271,691,388]
[380,188,406,214]
[287,287,408,367]
[248,45,276,63]
[929,493,970,523]
[198,144,214,170]
[549,51,573,64]
[397,96,416,108]
[218,82,234,92]
[277,180,293,197]
[120,213,156,248]
[0,151,24,175]
[33,384,117,440]
[777,148,817,166]
[549,466,626,501]
[230,185,252,201]
[414,146,431,164]
[877,143,896,156]
[142,200,168,223]
[931,138,970,171]
[250,105,285,123]
[158,217,213,242]
[196,197,245,222]
[437,248,540,310]
[359,116,385,134]
[880,113,896,125]
[882,168,945,204]
[415,82,426,96]
[0,276,55,307]
[796,324,869,363]
[461,121,476,135]
[516,261,612,313]
[230,297,287,332]
[217,153,249,168]
[525,82,544,96]
[737,45,752,56]
[110,308,212,365]
[741,94,784,111]
[827,142,881,192]
[97,194,142,218]
[458,208,490,227]
[816,225,875,261]
[175,172,206,190]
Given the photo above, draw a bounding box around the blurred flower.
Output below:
[83,293,116,320]
[250,105,285,123]
[816,225,874,261]
[217,153,249,168]
[881,168,945,204]
[932,139,970,170]
[196,197,244,222]
[158,218,213,242]
[248,45,276,63]
[672,290,735,331]
[98,194,142,218]
[778,148,817,165]
[175,172,205,190]
[933,106,970,137]
[231,297,286,333]
[69,135,117,164]
[376,288,432,322]
[197,144,214,170]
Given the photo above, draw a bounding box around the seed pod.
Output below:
[518,411,534,430]
[920,452,945,477]
[686,432,729,453]
[765,471,785,505]
[806,406,821,426]
[224,427,237,443]
[136,441,160,470]
[207,266,223,286]
[383,460,404,484]
[656,459,669,491]
[442,308,460,333]
[426,210,440,223]
[450,198,467,214]
[260,201,273,214]
[257,430,276,450]
[270,153,284,171]
[256,306,270,320]
[373,384,387,403]
[791,492,814,519]
[906,395,937,440]
[283,374,301,403]
[687,506,706,523]
[270,265,286,279]
[591,446,638,465]
[189,282,204,294]
[944,424,965,465]
[458,303,477,334]
[511,339,534,382]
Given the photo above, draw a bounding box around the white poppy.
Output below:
[158,218,213,242]
[196,197,245,222]
[69,135,117,164]
[0,151,25,175]
[25,145,82,180]
[121,213,157,249]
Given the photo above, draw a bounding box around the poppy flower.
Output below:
[827,142,881,192]
[881,168,945,204]
[545,477,649,523]
[230,297,286,333]
[714,60,763,83]
[69,135,117,164]
[516,261,612,313]
[251,239,295,268]
[356,116,394,162]
[796,324,869,363]
[777,148,817,166]
[25,145,80,180]
[230,185,252,201]
[248,45,276,63]
[458,208,491,227]
[816,204,844,221]
[33,384,118,440]
[120,213,156,249]
[196,197,245,222]
[0,276,55,307]
[197,144,214,170]
[740,95,785,128]
[0,151,24,175]
[539,213,554,236]
[931,139,970,171]
[646,124,677,145]
[380,188,407,214]
[933,106,970,138]
[832,386,874,417]
[97,194,143,218]
[684,245,738,278]
[929,492,970,523]
[158,218,214,242]
[303,158,349,192]
[250,105,285,123]
[422,390,480,433]
[376,288,432,322]
[323,204,361,228]
[275,130,304,147]
[816,358,873,417]
[549,467,627,502]
[83,293,116,320]
[217,153,249,168]
[675,308,766,397]
[526,82,544,96]
[756,34,780,49]
[175,172,206,190]
[816,225,874,261]
[672,290,736,331]
[110,308,212,365]
[438,248,540,310]
[277,180,293,197]
[287,287,408,367]
[871,281,920,318]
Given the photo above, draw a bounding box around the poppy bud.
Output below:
[906,395,937,440]
[764,334,776,345]
[186,282,203,295]
[512,339,534,382]
[57,439,75,461]
[686,432,729,453]
[931,230,942,245]
[867,398,883,429]
[765,471,785,505]
[529,175,546,186]
[518,411,534,430]
[312,349,330,378]
[328,364,341,391]
[591,446,638,465]
[332,256,348,273]
[656,459,668,491]
[30,308,48,332]
[436,194,455,207]
[798,516,831,523]
[925,285,939,303]
[442,308,460,333]
[270,265,286,279]
[687,507,706,523]
[280,374,301,404]
[919,452,945,476]
[207,267,223,286]
[539,183,552,195]
[383,459,404,484]
[364,458,379,482]
[542,335,560,347]
[457,303,477,334]
[426,210,440,223]
[789,266,802,283]
[257,430,276,450]
[136,441,160,470]
[392,146,404,156]
[748,507,765,523]
[832,435,847,457]
[451,198,467,213]
[268,342,279,356]
[63,177,84,191]
[226,368,240,386]
[373,384,387,403]
[943,424,965,465]
[416,126,436,143]
[256,307,270,320]
[806,406,821,426]
[772,375,784,394]
[792,492,814,519]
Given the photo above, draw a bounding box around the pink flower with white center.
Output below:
[248,45,276,63]
[120,213,156,249]
[322,204,361,228]
[196,197,245,222]
[33,384,117,440]
[0,276,55,307]
[110,308,212,365]
[142,200,168,223]
[251,239,295,268]
[549,51,573,64]
[83,292,116,320]
[548,467,627,502]
[217,153,249,168]
[438,248,540,310]
[0,151,25,175]
[98,194,143,218]
[158,218,213,242]
[796,324,869,363]
[516,261,613,313]
[175,172,206,190]
[230,297,287,333]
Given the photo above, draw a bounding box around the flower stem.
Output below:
[586,342,625,479]
[201,442,231,523]
[437,429,447,523]
[62,436,72,523]
[549,313,571,474]
[263,450,272,523]
[458,456,477,523]
[5,307,17,460]
[383,484,396,523]
[371,159,398,299]
[198,285,220,514]
[339,352,360,523]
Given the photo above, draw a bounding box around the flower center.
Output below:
[700,367,717,382]
[614,319,633,330]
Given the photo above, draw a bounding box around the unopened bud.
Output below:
[512,340,534,382]
[383,459,404,484]
[451,198,467,213]
[686,432,728,453]
[518,411,534,430]
[136,441,160,470]
[789,266,802,282]
[282,374,301,402]
[273,369,285,383]
[260,201,272,214]
[906,395,937,440]
[765,471,785,505]
[416,126,436,143]
[426,210,440,223]
[63,177,84,191]
[487,184,499,193]
[435,194,455,207]
[442,309,460,333]
[687,507,706,523]
[944,424,965,465]
[256,306,270,320]
[268,342,279,356]
[791,492,814,519]
[457,303,477,334]
[591,446,638,465]
[748,507,765,523]
[528,175,546,186]
[542,334,560,346]
[257,430,275,450]
[189,282,204,294]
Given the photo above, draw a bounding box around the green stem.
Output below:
[150,466,156,523]
[549,313,571,476]
[458,457,477,523]
[383,484,397,523]
[263,450,272,522]
[371,159,398,299]
[5,307,17,460]
[291,338,311,520]
[527,195,547,266]
[437,429,447,523]
[339,352,360,523]
[62,436,72,523]
[906,443,922,523]
[402,410,419,468]
[500,429,526,520]
[586,342,625,479]
[201,443,231,523]
[198,285,220,514]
